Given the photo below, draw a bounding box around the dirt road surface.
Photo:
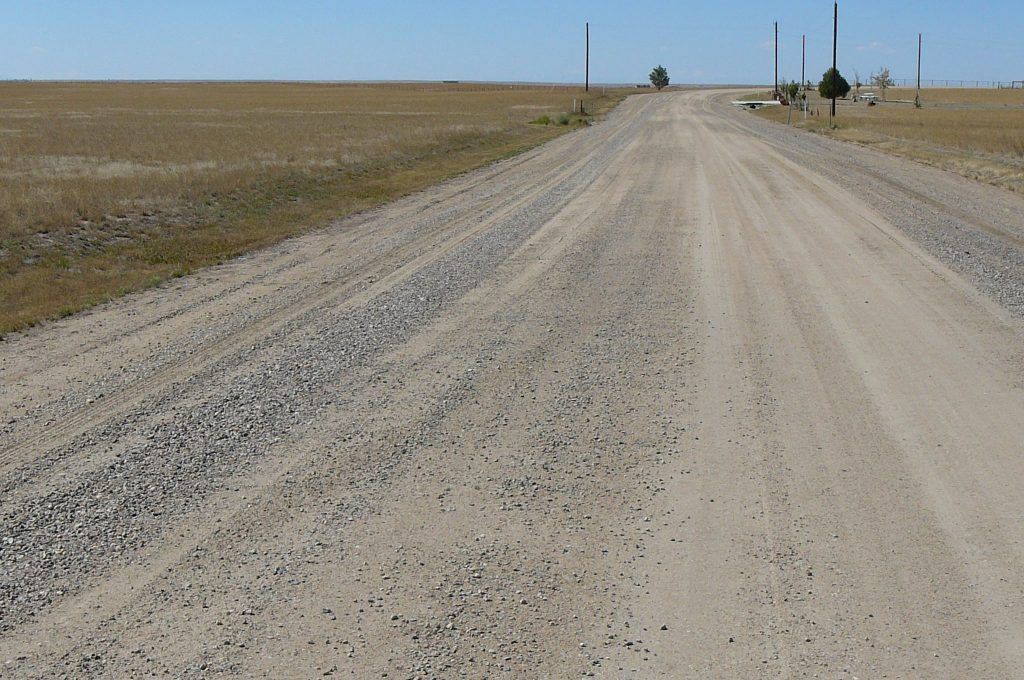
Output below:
[2,90,1024,678]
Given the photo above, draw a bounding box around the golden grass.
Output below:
[746,88,1024,194]
[0,82,630,335]
[887,87,1024,106]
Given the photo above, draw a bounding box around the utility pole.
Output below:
[916,33,922,108]
[802,34,807,118]
[585,22,590,93]
[801,35,806,90]
[774,21,779,98]
[831,1,838,119]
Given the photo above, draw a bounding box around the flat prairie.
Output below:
[748,87,1024,193]
[0,82,628,334]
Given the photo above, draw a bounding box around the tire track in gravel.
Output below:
[680,90,1024,675]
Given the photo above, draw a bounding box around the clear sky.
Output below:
[2,1,1022,85]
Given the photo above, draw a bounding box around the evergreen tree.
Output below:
[649,65,670,91]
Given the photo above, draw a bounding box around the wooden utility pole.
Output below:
[585,22,590,92]
[831,2,838,119]
[801,34,806,90]
[774,21,779,98]
[802,34,807,118]
[916,33,922,108]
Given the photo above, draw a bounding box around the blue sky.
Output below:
[2,1,1022,84]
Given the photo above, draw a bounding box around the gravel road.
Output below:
[2,90,1023,678]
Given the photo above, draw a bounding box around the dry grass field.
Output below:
[0,82,629,335]
[747,87,1024,193]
